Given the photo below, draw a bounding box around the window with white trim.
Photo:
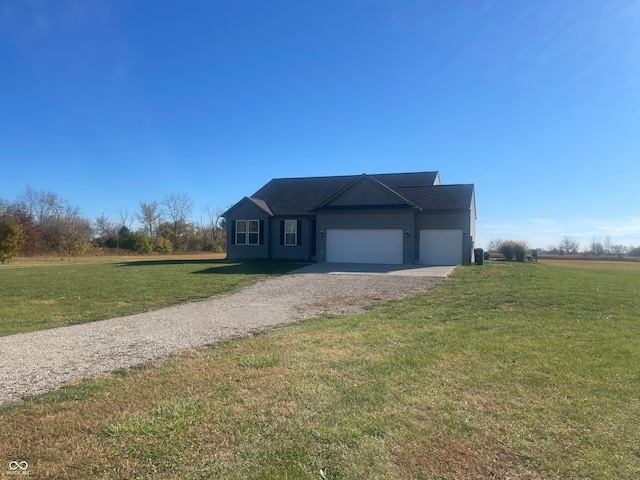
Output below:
[236,220,260,245]
[236,220,247,245]
[284,219,297,246]
[248,220,260,245]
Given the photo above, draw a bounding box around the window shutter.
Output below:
[231,220,236,245]
[280,220,285,245]
[297,220,302,245]
[259,220,264,245]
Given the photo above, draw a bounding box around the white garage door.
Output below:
[326,229,403,264]
[420,229,463,265]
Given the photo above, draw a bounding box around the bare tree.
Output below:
[138,201,163,238]
[610,243,628,256]
[486,238,502,252]
[95,212,122,252]
[162,193,194,241]
[42,204,92,257]
[118,210,136,231]
[203,204,225,241]
[0,198,9,215]
[559,236,580,255]
[95,212,118,237]
[590,236,604,256]
[628,246,640,257]
[602,236,612,256]
[17,187,63,224]
[61,214,93,258]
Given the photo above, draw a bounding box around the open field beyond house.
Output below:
[1,261,640,478]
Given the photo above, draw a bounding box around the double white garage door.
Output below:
[326,229,403,264]
[325,228,462,265]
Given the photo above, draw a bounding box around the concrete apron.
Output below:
[291,263,457,278]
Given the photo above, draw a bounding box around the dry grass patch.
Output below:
[394,433,510,480]
[10,252,227,266]
[541,258,640,269]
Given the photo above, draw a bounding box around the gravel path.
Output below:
[0,272,444,406]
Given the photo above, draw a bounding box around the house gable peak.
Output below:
[222,196,273,218]
[313,173,420,212]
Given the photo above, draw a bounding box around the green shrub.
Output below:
[514,242,527,262]
[499,241,515,261]
[131,232,152,254]
[153,237,173,254]
[0,214,26,263]
[499,239,530,262]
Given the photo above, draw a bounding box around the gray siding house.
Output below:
[223,171,476,265]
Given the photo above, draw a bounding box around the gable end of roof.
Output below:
[312,174,420,212]
[222,196,274,218]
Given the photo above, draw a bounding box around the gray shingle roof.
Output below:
[226,171,473,217]
[246,197,273,216]
[395,184,475,210]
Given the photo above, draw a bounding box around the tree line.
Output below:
[0,187,227,262]
[487,235,640,261]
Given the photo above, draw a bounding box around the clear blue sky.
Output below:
[1,0,639,250]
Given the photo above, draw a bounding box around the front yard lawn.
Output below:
[0,257,299,336]
[1,261,639,478]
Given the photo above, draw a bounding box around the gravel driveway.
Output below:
[0,269,446,406]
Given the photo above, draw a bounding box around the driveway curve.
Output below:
[0,270,447,406]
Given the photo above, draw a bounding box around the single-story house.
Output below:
[223,171,476,265]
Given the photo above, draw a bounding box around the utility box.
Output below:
[474,248,484,265]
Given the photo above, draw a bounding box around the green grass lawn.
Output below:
[0,257,299,336]
[1,262,640,479]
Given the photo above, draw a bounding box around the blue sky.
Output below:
[1,0,639,250]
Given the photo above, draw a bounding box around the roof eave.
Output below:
[222,196,274,218]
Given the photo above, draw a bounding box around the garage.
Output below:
[326,229,403,264]
[420,229,463,265]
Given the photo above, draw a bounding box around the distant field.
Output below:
[540,258,640,269]
[0,255,298,336]
[1,262,639,478]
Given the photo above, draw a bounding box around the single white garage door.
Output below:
[420,229,463,265]
[326,229,403,264]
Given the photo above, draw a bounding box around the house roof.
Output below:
[224,171,473,217]
[312,174,421,212]
[246,197,273,216]
[394,184,475,211]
